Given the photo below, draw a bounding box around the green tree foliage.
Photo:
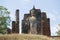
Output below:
[0,6,10,34]
[56,24,60,36]
[57,30,60,36]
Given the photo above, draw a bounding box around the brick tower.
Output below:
[12,9,19,33]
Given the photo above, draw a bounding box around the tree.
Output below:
[56,24,60,36]
[0,6,10,34]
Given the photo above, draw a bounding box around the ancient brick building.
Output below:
[7,28,12,34]
[22,6,50,36]
[12,9,19,33]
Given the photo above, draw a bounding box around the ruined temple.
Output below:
[22,6,50,36]
[12,9,19,33]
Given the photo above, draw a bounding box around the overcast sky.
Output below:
[0,0,60,36]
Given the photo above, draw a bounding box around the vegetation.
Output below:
[0,6,10,34]
[57,30,60,36]
[0,34,56,40]
[56,24,60,36]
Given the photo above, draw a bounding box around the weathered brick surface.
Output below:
[22,6,50,36]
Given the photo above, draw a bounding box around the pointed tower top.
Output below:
[32,5,35,10]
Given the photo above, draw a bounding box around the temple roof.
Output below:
[32,5,35,10]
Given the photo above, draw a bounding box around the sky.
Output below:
[0,0,60,36]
